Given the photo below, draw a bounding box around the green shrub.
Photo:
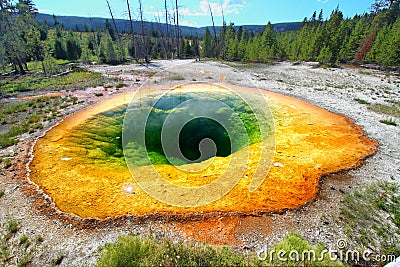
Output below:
[35,235,44,244]
[371,102,400,117]
[27,115,40,124]
[380,118,398,126]
[267,232,343,266]
[168,75,185,81]
[2,158,12,169]
[16,256,32,267]
[19,235,29,248]
[7,221,18,234]
[116,83,127,89]
[355,98,369,105]
[96,235,258,267]
[51,255,64,266]
[0,137,18,148]
[340,181,400,262]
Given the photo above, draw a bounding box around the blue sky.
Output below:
[34,0,375,27]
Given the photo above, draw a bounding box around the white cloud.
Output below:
[167,0,247,17]
[317,0,329,3]
[38,9,53,14]
[146,0,246,18]
[180,20,198,27]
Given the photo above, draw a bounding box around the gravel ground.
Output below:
[0,60,399,266]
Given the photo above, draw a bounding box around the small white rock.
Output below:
[274,162,284,168]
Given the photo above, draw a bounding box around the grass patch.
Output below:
[96,233,342,267]
[7,221,18,235]
[0,243,9,264]
[0,70,105,96]
[19,235,30,250]
[266,232,343,266]
[0,103,28,116]
[96,235,259,267]
[19,235,28,246]
[380,118,398,126]
[0,125,31,148]
[168,75,185,81]
[0,191,4,198]
[116,83,127,89]
[355,98,369,105]
[16,256,32,267]
[35,236,44,244]
[0,220,41,266]
[0,96,77,148]
[358,70,374,76]
[340,181,400,265]
[52,254,65,266]
[2,158,12,169]
[370,102,400,117]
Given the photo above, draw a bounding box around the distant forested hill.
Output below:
[35,13,301,36]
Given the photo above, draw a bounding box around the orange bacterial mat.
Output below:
[28,83,377,219]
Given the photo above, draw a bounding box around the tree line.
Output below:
[202,0,400,66]
[0,0,201,75]
[1,0,399,76]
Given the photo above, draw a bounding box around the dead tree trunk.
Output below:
[126,0,138,62]
[164,0,170,59]
[175,0,181,58]
[105,0,121,43]
[155,15,168,60]
[220,0,226,60]
[208,2,218,59]
[89,17,99,58]
[138,0,149,63]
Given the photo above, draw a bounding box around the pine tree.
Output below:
[368,16,400,66]
[190,36,200,60]
[183,39,191,58]
[323,8,344,63]
[80,43,92,64]
[201,27,213,58]
[358,31,378,62]
[224,23,238,61]
[66,31,81,60]
[99,32,121,64]
[340,16,369,62]
[262,22,279,61]
[318,9,324,24]
[317,46,333,64]
[0,0,41,73]
[105,19,117,41]
[54,27,67,59]
[237,28,249,61]
[384,16,400,65]
[26,27,44,63]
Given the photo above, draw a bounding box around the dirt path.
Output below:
[0,60,399,266]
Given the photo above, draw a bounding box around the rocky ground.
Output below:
[0,60,399,266]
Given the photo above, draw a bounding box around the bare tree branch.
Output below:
[208,2,218,58]
[126,0,138,61]
[105,0,120,43]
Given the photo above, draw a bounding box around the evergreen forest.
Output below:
[1,0,399,76]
